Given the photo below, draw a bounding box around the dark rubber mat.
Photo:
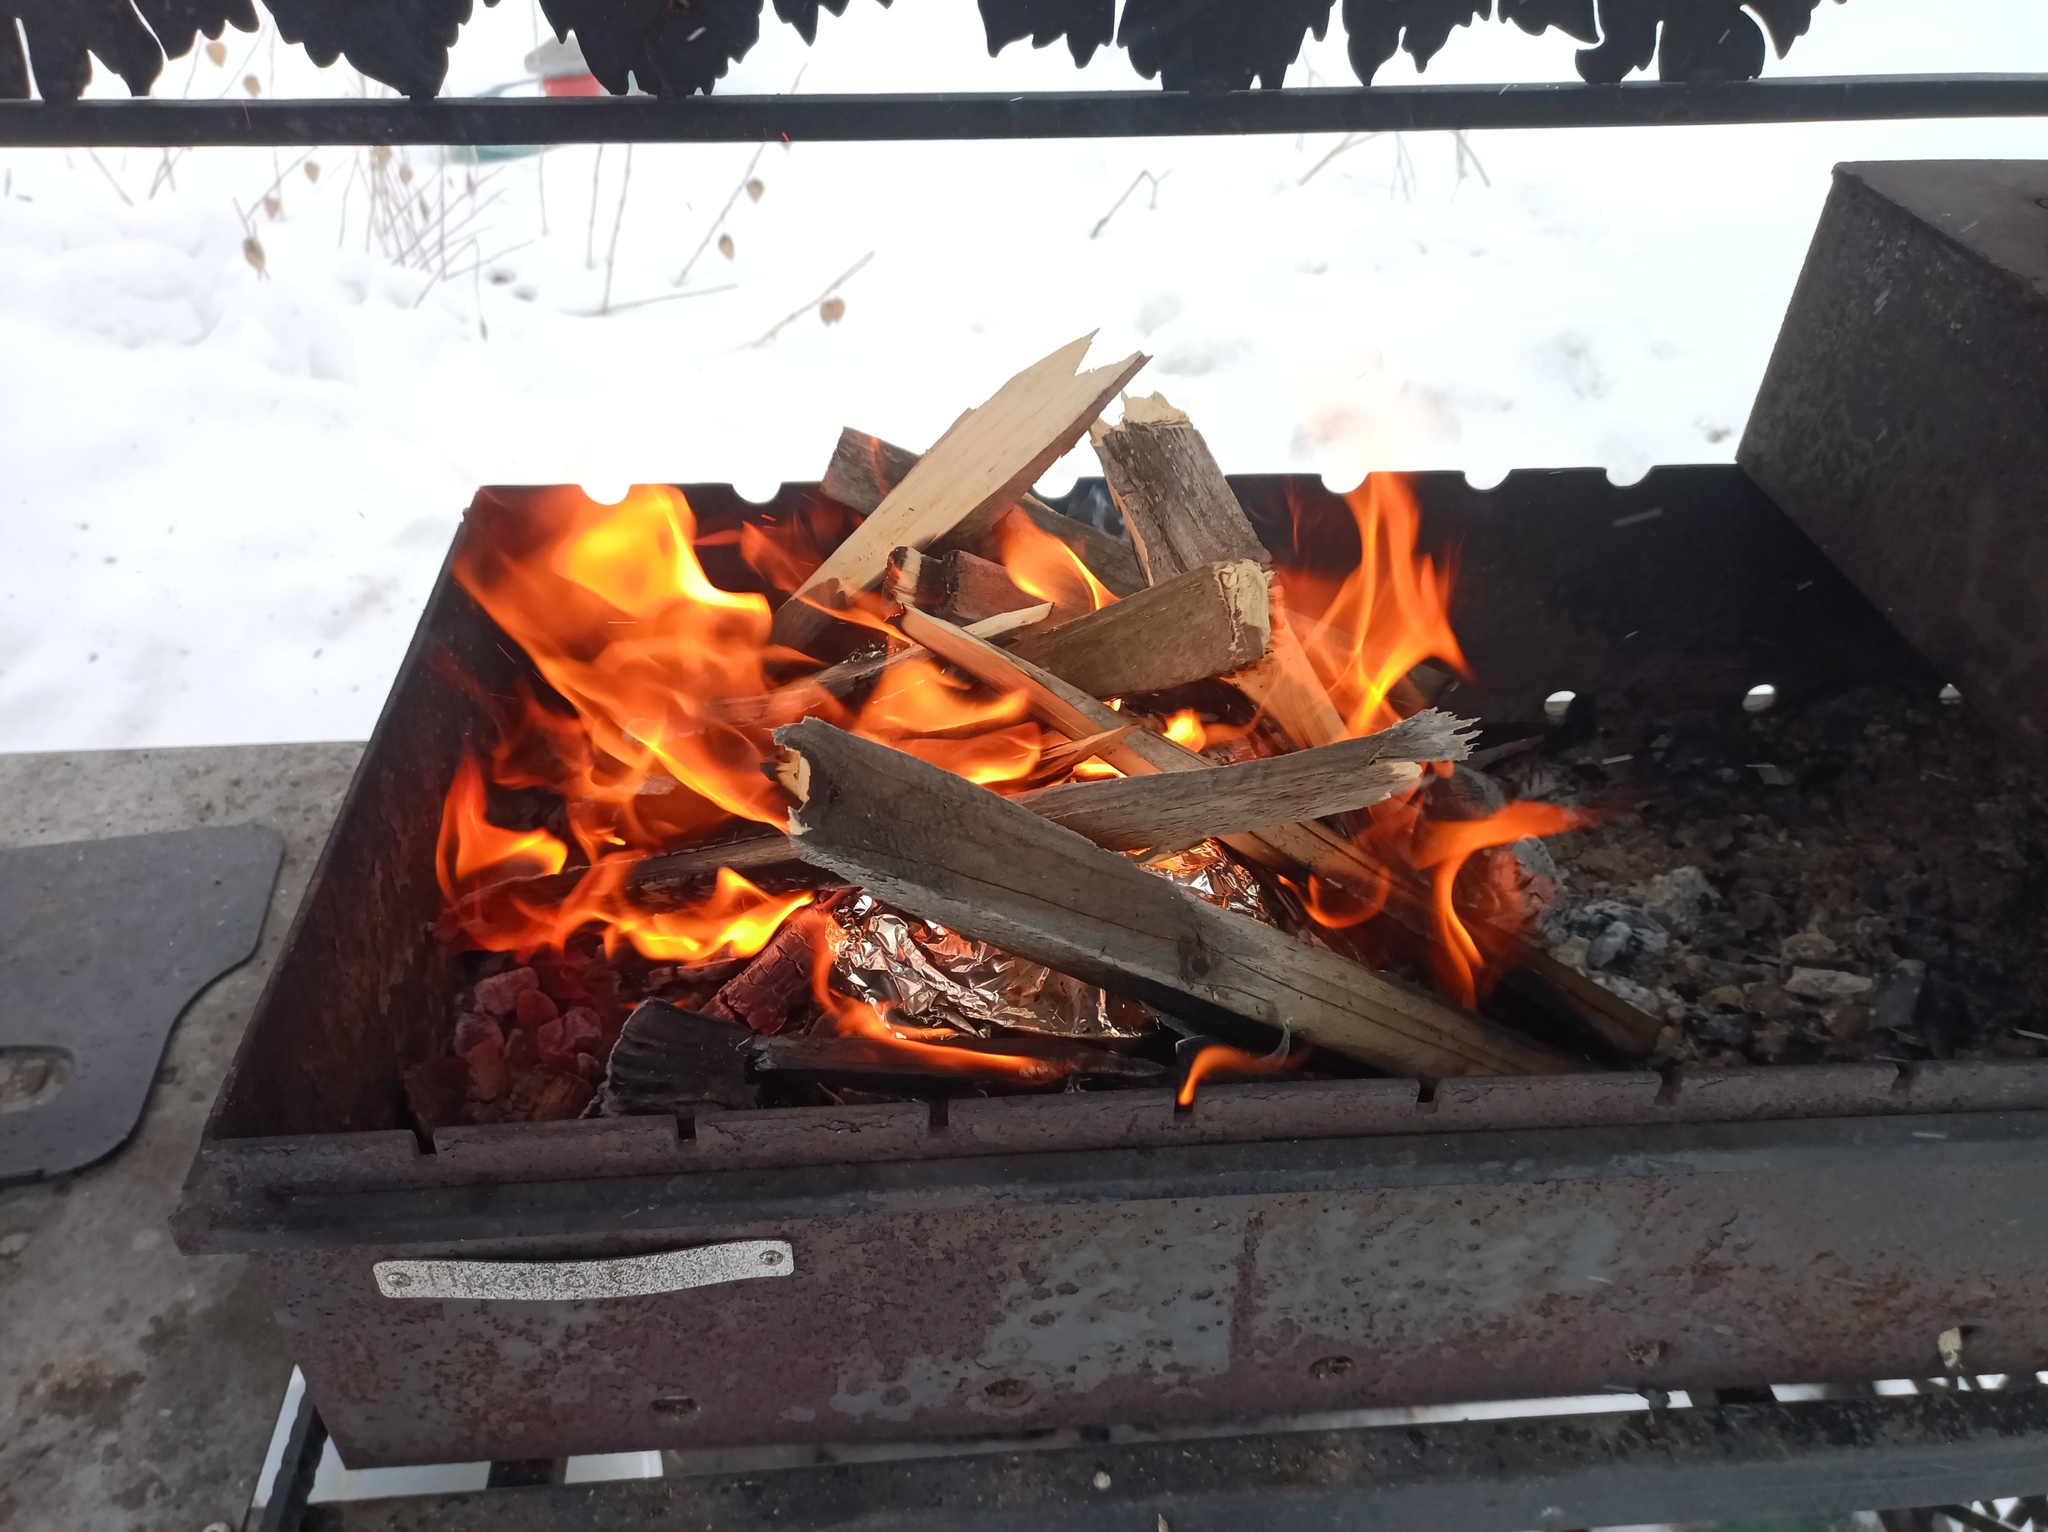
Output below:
[0,823,282,1181]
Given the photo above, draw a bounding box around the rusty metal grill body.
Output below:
[174,467,2048,1467]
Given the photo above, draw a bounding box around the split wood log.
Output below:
[1005,558,1272,699]
[772,337,1146,654]
[894,607,1655,1056]
[886,546,1045,628]
[821,426,1147,598]
[1091,392,1348,747]
[1016,710,1473,852]
[775,719,1573,1080]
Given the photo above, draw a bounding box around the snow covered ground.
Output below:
[4,0,2048,751]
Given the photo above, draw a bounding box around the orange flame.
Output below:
[436,750,568,902]
[800,908,1077,1082]
[1414,802,1586,1006]
[1163,709,1208,752]
[1285,474,1466,738]
[442,485,1051,961]
[1177,1041,1309,1107]
[995,509,1115,618]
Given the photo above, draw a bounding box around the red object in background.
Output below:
[541,72,602,97]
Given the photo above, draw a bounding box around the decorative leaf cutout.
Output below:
[539,0,762,97]
[1655,0,1764,82]
[1343,0,1491,85]
[12,0,165,99]
[1497,0,1594,44]
[1572,0,1656,84]
[979,0,1113,68]
[1120,0,1334,92]
[772,0,851,48]
[0,15,28,99]
[264,0,477,99]
[132,0,259,59]
[1748,0,1821,57]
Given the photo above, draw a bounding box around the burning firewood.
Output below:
[1092,391,1348,748]
[886,545,1044,628]
[703,906,837,1034]
[894,605,1657,1056]
[1005,558,1274,700]
[771,335,1147,654]
[1015,709,1473,852]
[704,604,1052,731]
[820,426,1146,597]
[774,719,1575,1081]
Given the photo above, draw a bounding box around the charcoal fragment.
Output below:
[474,966,540,1017]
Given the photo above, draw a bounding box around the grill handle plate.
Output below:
[373,1240,794,1300]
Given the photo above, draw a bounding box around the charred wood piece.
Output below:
[777,718,1574,1080]
[749,1031,1163,1083]
[704,906,836,1034]
[600,1000,759,1116]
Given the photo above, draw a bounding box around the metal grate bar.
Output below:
[5,74,2048,148]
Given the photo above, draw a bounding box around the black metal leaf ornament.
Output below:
[1653,0,1764,81]
[979,0,1113,68]
[1343,0,1489,86]
[1120,0,1335,92]
[264,0,480,99]
[1571,0,1654,82]
[1497,0,1595,43]
[539,0,762,97]
[132,0,261,59]
[9,0,166,98]
[0,13,29,98]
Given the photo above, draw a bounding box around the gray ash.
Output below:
[1485,681,2048,1069]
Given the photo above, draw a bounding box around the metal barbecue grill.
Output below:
[10,1,2048,1525]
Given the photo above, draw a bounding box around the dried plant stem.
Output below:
[1089,169,1169,239]
[743,251,873,349]
[673,142,765,287]
[599,144,634,314]
[86,148,133,207]
[1298,131,1379,187]
[584,143,604,268]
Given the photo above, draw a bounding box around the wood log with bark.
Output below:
[1091,392,1347,747]
[775,718,1574,1081]
[771,336,1146,654]
[821,427,1146,597]
[886,546,1045,628]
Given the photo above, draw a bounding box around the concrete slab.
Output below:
[0,744,362,1532]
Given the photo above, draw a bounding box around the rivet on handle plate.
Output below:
[373,1239,794,1301]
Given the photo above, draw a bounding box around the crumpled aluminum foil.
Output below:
[831,895,1147,1038]
[1138,840,1271,922]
